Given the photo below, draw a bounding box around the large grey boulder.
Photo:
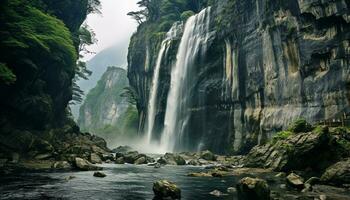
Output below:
[74,157,102,171]
[245,126,346,172]
[321,158,350,186]
[90,153,102,164]
[153,180,181,200]
[236,177,270,200]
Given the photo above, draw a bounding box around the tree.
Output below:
[70,23,96,105]
[120,87,139,105]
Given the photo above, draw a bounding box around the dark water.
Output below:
[0,164,244,200]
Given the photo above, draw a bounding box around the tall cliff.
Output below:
[128,0,350,154]
[79,67,138,143]
[0,0,109,162]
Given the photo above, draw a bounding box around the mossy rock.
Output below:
[287,118,313,133]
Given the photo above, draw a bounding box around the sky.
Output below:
[83,0,140,60]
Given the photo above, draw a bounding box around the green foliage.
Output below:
[287,118,313,133]
[181,10,195,21]
[0,0,77,73]
[0,63,16,85]
[271,131,293,144]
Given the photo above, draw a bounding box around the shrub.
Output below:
[287,118,313,133]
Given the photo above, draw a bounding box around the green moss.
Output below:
[287,118,313,133]
[0,63,16,85]
[271,131,293,144]
[181,10,195,21]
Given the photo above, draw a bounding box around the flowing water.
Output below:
[145,23,182,149]
[161,7,212,152]
[0,164,238,200]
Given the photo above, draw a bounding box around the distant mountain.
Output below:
[78,67,138,143]
[71,41,129,118]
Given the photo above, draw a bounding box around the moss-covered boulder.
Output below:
[153,180,181,200]
[321,158,350,186]
[245,126,348,172]
[236,177,270,200]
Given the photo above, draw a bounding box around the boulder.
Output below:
[115,157,125,164]
[93,171,106,178]
[101,154,114,161]
[187,159,201,166]
[52,161,72,170]
[90,153,102,164]
[227,187,237,193]
[321,158,350,186]
[209,190,225,197]
[244,126,346,172]
[112,146,132,153]
[187,172,212,177]
[157,157,168,165]
[163,153,186,165]
[236,177,270,200]
[200,150,216,161]
[123,151,140,164]
[134,156,147,165]
[154,163,162,168]
[153,180,181,200]
[74,157,102,171]
[286,173,304,189]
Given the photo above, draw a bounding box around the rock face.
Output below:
[244,126,349,172]
[78,67,138,141]
[321,158,350,186]
[153,180,181,200]
[127,0,350,154]
[236,177,270,200]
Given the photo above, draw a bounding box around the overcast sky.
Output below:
[83,0,140,60]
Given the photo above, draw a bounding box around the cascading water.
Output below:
[161,7,212,152]
[144,22,182,148]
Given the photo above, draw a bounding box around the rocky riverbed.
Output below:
[1,120,350,199]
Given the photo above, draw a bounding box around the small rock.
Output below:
[227,187,236,193]
[65,175,76,181]
[101,154,114,161]
[280,184,287,189]
[134,156,147,165]
[93,171,106,178]
[74,157,103,171]
[157,157,168,165]
[305,177,320,186]
[52,161,72,169]
[210,190,225,197]
[319,194,327,200]
[10,153,19,163]
[34,153,52,160]
[115,157,125,164]
[275,172,286,178]
[187,159,200,166]
[286,173,304,189]
[237,177,270,200]
[153,180,181,200]
[154,163,161,168]
[200,150,216,161]
[187,172,212,177]
[112,146,132,153]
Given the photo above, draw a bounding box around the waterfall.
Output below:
[161,7,212,152]
[145,23,182,146]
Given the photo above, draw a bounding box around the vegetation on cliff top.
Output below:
[0,0,99,129]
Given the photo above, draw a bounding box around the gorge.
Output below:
[0,0,350,199]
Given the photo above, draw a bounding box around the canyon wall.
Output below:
[127,0,350,154]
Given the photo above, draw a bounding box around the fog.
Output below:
[83,0,140,60]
